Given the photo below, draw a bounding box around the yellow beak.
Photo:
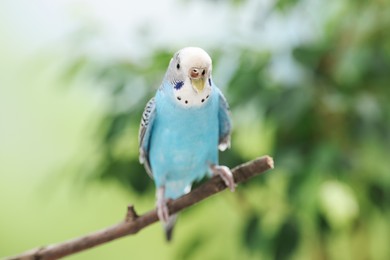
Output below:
[191,78,206,93]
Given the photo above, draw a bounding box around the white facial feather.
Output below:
[179,47,212,73]
[174,81,212,107]
[171,47,213,107]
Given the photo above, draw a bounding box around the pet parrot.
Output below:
[139,47,234,240]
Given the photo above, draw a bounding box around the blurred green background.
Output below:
[1,0,390,259]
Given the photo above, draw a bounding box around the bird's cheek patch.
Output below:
[174,81,184,90]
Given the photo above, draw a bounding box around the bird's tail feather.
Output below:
[164,213,177,242]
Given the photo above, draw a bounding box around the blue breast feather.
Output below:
[148,83,220,199]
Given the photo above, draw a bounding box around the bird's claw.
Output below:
[156,187,169,223]
[157,199,169,223]
[211,165,236,192]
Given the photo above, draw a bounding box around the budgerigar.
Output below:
[139,47,235,240]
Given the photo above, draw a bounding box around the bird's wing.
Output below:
[217,89,232,151]
[139,97,156,178]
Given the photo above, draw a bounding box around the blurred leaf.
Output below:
[100,158,153,194]
[242,213,263,253]
[176,234,204,260]
[273,218,300,260]
[275,0,300,11]
[368,183,389,211]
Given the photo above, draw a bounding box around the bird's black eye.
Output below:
[176,63,180,69]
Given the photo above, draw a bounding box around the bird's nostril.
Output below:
[190,69,199,78]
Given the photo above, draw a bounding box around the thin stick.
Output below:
[6,156,274,260]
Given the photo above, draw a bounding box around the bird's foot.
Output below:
[210,165,236,192]
[156,186,169,223]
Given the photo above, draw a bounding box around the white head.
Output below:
[164,47,213,107]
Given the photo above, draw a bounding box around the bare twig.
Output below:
[125,205,138,222]
[5,156,274,260]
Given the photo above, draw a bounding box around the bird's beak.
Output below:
[192,78,206,92]
[189,67,207,93]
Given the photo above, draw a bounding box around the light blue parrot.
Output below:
[139,47,235,240]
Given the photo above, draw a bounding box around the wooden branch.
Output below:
[6,156,274,260]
